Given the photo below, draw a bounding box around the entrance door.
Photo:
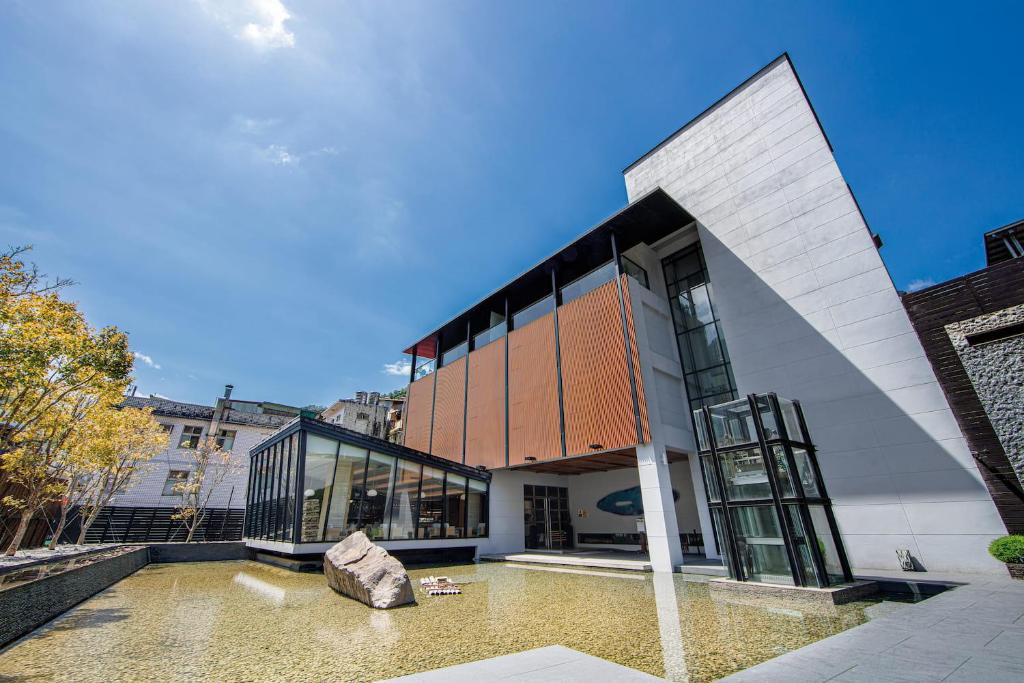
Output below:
[524,485,571,550]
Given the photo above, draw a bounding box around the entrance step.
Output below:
[480,552,652,572]
[676,560,728,577]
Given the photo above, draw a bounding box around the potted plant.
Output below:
[988,535,1024,579]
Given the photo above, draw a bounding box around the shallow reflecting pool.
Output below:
[0,560,886,682]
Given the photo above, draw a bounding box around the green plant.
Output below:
[988,535,1024,564]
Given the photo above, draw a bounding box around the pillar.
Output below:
[636,442,684,572]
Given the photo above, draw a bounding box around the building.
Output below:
[902,219,1024,538]
[78,386,310,543]
[392,53,1009,576]
[319,392,404,441]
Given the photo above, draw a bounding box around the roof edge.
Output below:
[622,52,833,175]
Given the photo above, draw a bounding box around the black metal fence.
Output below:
[61,506,245,544]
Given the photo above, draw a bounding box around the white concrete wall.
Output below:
[624,56,1006,573]
[483,469,570,555]
[110,416,277,511]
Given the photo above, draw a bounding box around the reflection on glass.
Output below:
[809,505,846,583]
[708,399,756,448]
[719,448,771,500]
[466,479,488,537]
[770,446,796,498]
[362,452,396,540]
[474,321,506,349]
[699,455,719,502]
[417,466,445,539]
[444,475,466,538]
[693,412,710,452]
[441,342,468,365]
[512,295,554,329]
[687,324,724,371]
[621,256,649,289]
[791,448,820,497]
[756,395,780,440]
[711,507,732,573]
[559,261,616,305]
[285,435,297,542]
[414,358,436,379]
[301,435,339,542]
[388,461,420,540]
[776,397,804,442]
[729,505,794,585]
[785,505,818,586]
[324,443,369,542]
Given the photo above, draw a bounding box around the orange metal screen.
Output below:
[465,337,507,469]
[558,279,644,455]
[403,374,434,453]
[621,275,651,442]
[430,357,466,462]
[508,314,562,465]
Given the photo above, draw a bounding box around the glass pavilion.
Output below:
[245,417,490,547]
[694,393,853,587]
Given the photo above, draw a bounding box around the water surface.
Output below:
[0,560,883,682]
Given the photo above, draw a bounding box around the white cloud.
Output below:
[905,278,936,292]
[260,144,337,166]
[235,116,279,135]
[133,351,162,370]
[197,0,295,50]
[382,360,411,377]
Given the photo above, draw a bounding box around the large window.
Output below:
[388,460,421,540]
[417,466,445,539]
[512,294,554,328]
[216,429,236,450]
[362,452,397,540]
[323,443,369,542]
[162,470,189,496]
[662,244,737,412]
[245,423,490,545]
[300,435,338,542]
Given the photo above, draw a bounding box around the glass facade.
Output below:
[694,393,852,588]
[245,420,489,546]
[661,244,737,413]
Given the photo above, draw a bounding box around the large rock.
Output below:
[323,532,416,609]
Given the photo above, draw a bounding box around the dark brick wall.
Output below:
[902,257,1024,533]
[0,547,149,648]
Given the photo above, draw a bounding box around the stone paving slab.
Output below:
[721,569,1024,682]
[377,645,665,682]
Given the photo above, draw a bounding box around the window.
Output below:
[662,244,737,413]
[162,470,189,496]
[356,412,370,421]
[441,341,468,365]
[179,425,203,449]
[473,321,506,349]
[512,294,554,329]
[216,429,236,450]
[559,261,616,305]
[159,423,173,435]
[417,466,445,539]
[323,443,370,542]
[388,460,421,540]
[621,255,649,289]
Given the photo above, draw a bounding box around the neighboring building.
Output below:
[902,219,1024,537]
[319,391,403,441]
[79,386,310,543]
[246,53,1012,577]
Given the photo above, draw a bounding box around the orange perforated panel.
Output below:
[465,338,507,469]
[430,357,466,462]
[622,275,651,442]
[403,374,434,453]
[508,314,562,465]
[558,279,644,456]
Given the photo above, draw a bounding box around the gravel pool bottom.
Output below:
[0,560,883,682]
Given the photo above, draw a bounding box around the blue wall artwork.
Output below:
[596,486,679,516]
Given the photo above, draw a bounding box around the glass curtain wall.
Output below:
[694,393,852,588]
[661,243,737,413]
[246,426,490,545]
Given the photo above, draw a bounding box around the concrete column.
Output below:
[687,455,719,560]
[637,443,684,572]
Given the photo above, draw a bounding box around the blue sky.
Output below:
[1,1,1021,407]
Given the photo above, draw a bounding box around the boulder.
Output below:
[323,531,416,609]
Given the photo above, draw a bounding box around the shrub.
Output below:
[988,535,1024,564]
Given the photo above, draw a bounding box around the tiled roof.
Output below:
[121,396,215,420]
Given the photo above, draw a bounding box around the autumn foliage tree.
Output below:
[50,404,169,548]
[1,246,133,555]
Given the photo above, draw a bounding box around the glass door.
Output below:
[524,485,572,550]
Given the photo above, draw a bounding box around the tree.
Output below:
[50,404,168,547]
[172,436,240,542]
[0,248,131,555]
[384,388,407,399]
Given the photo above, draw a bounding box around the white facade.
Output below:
[623,55,1006,573]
